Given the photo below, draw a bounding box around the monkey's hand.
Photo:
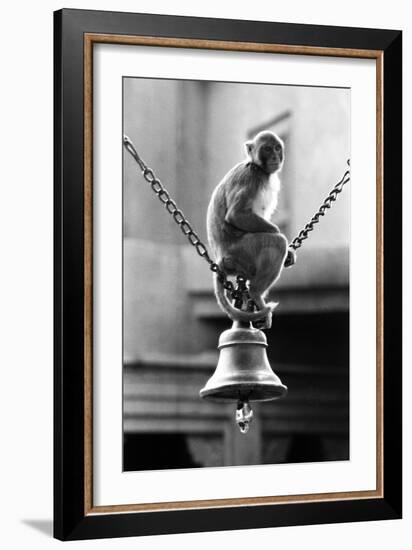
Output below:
[284,248,296,268]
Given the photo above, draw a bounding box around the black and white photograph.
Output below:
[122,77,350,471]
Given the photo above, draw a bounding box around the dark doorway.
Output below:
[123,433,202,471]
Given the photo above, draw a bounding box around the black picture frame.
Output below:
[54,8,402,541]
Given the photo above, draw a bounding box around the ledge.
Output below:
[124,353,348,377]
[183,244,349,317]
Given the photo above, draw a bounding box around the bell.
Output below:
[200,321,287,403]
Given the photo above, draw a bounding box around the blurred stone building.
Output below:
[123,78,350,470]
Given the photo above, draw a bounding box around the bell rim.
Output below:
[199,382,288,403]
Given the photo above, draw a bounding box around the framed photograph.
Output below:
[54,8,402,541]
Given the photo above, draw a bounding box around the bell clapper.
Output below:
[236,399,254,434]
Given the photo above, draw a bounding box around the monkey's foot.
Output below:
[253,311,272,330]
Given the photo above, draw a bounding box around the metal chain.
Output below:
[123,135,350,299]
[289,160,350,252]
[124,135,236,295]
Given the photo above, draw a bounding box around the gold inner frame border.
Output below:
[83,33,384,515]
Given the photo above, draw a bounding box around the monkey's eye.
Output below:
[275,144,282,152]
[263,145,272,152]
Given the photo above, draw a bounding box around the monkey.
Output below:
[207,130,295,329]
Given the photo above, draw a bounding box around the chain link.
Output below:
[123,135,350,297]
[289,160,350,252]
[123,135,236,294]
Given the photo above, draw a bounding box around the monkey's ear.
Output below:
[245,140,254,155]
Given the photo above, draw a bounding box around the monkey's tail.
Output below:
[213,273,274,323]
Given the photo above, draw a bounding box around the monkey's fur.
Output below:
[207,131,294,328]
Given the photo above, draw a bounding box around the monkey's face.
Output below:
[246,131,284,174]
